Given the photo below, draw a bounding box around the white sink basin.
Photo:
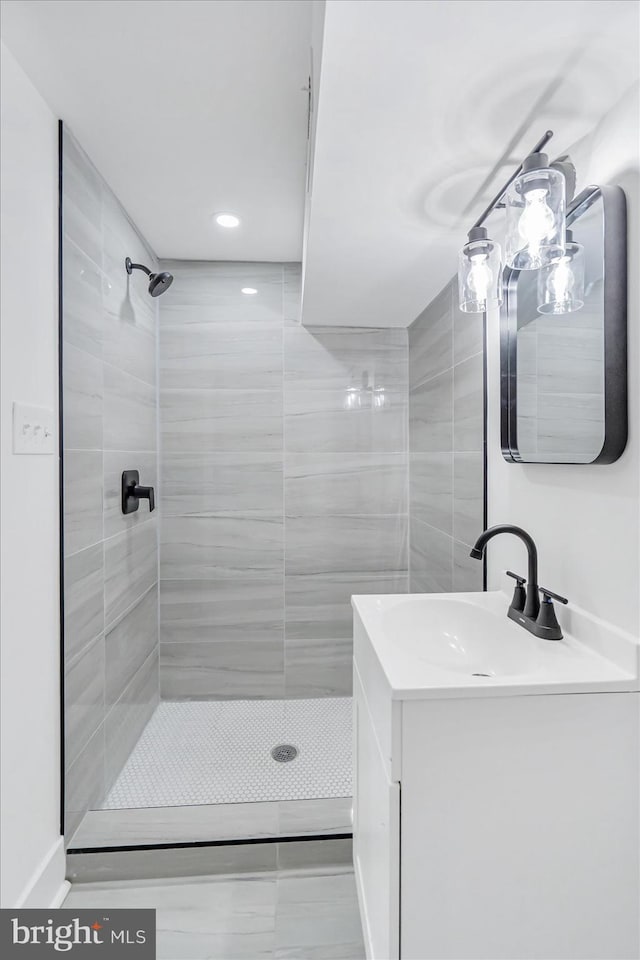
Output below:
[382,596,539,677]
[352,590,639,699]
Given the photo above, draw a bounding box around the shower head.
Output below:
[125,257,174,297]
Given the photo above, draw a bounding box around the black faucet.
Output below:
[470,524,567,640]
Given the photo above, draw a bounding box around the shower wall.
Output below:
[62,130,159,838]
[158,261,409,699]
[408,278,485,592]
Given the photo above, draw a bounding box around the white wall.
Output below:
[487,84,640,639]
[0,43,65,907]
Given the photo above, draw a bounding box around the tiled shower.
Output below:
[61,128,484,847]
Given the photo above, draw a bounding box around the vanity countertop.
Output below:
[352,589,640,700]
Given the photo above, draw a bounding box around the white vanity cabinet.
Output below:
[352,593,640,960]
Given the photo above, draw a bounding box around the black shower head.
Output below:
[148,271,174,297]
[125,257,174,297]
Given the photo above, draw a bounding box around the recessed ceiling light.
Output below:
[241,287,258,295]
[215,213,240,228]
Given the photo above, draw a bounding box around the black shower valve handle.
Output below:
[135,484,155,512]
[121,470,155,514]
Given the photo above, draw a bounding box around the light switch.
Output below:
[12,402,55,455]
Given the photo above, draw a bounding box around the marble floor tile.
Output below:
[64,868,364,960]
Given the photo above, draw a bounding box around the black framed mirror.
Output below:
[500,184,627,464]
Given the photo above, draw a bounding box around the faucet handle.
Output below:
[506,570,526,585]
[506,571,527,613]
[539,587,568,605]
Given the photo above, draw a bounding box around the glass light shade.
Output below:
[505,153,565,270]
[537,234,585,315]
[458,229,503,313]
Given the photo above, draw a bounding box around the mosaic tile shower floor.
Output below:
[101,698,352,809]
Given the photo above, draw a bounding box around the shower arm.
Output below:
[125,257,151,276]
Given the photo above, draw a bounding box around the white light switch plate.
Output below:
[12,402,55,455]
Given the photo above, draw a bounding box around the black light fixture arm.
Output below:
[470,129,554,232]
[125,257,151,277]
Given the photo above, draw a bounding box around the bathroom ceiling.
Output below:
[302,0,639,326]
[0,0,312,261]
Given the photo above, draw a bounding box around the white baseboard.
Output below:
[15,837,67,908]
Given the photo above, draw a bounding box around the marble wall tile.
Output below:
[161,388,283,454]
[105,650,159,790]
[159,260,284,323]
[409,283,453,387]
[284,637,353,697]
[409,452,452,534]
[283,263,302,324]
[285,572,407,641]
[453,289,484,365]
[104,521,158,630]
[65,723,105,843]
[65,634,105,770]
[160,321,283,390]
[62,127,159,835]
[409,368,453,454]
[63,450,103,556]
[160,578,284,645]
[453,351,484,452]
[158,260,410,699]
[63,343,103,450]
[62,133,103,267]
[453,538,484,592]
[160,515,283,581]
[105,585,158,708]
[453,451,484,547]
[285,453,407,517]
[161,452,283,518]
[64,543,104,664]
[286,515,407,578]
[102,312,156,387]
[160,640,285,700]
[409,519,453,593]
[103,363,156,453]
[63,242,103,361]
[284,397,407,455]
[284,326,407,454]
[103,450,157,539]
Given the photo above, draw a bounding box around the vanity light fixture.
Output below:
[458,226,503,313]
[215,213,240,228]
[504,152,565,270]
[241,287,258,295]
[537,228,584,315]
[456,130,565,313]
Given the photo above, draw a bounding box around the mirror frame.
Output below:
[500,184,628,465]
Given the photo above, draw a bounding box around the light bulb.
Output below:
[546,256,573,306]
[518,188,556,261]
[467,253,492,301]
